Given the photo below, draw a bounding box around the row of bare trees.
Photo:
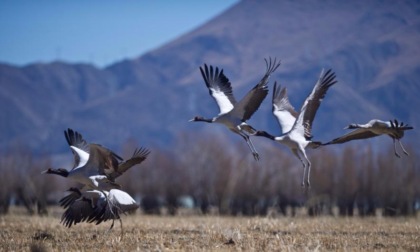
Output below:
[0,147,53,215]
[0,131,418,217]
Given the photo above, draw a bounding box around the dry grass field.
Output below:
[0,208,419,251]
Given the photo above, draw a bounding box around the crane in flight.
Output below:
[42,128,150,189]
[254,69,337,187]
[189,58,280,161]
[322,119,413,158]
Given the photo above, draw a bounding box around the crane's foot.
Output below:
[301,181,311,188]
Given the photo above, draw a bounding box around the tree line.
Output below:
[0,132,418,217]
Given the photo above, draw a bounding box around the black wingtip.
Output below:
[133,147,151,158]
[200,63,226,90]
[199,64,209,86]
[390,119,413,130]
[64,128,79,146]
[64,128,73,146]
[320,68,337,87]
[389,119,395,128]
[264,57,281,75]
[272,81,279,100]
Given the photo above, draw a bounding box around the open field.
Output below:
[0,208,419,251]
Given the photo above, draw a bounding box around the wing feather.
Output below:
[272,82,298,134]
[82,144,121,177]
[199,64,236,115]
[108,147,150,180]
[64,128,90,153]
[65,129,123,172]
[61,197,98,227]
[292,69,337,139]
[65,129,90,169]
[324,128,380,145]
[232,57,280,121]
[59,187,83,209]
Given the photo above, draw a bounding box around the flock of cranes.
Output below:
[43,129,149,235]
[189,57,413,187]
[43,57,413,232]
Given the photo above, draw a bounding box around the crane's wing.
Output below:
[292,69,337,139]
[74,143,122,179]
[200,64,237,115]
[61,196,103,228]
[64,128,90,153]
[92,189,139,225]
[61,190,112,227]
[232,57,280,121]
[95,144,123,161]
[65,128,122,172]
[108,147,150,180]
[59,187,84,209]
[64,128,90,169]
[272,82,298,134]
[323,128,380,145]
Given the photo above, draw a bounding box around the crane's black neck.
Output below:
[254,130,276,140]
[44,168,69,177]
[346,123,359,129]
[191,116,213,123]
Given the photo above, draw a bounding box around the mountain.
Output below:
[1,0,419,155]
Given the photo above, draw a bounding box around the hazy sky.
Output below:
[0,0,238,68]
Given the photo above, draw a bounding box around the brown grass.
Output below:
[1,208,419,251]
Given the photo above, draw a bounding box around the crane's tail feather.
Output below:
[390,119,413,130]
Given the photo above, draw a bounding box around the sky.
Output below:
[0,0,239,68]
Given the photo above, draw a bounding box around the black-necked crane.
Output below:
[254,69,337,187]
[189,58,280,161]
[321,119,413,158]
[60,187,138,236]
[42,128,150,189]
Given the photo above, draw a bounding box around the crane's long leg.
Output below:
[393,138,401,158]
[104,219,115,236]
[109,220,115,230]
[237,131,260,161]
[292,148,307,187]
[246,135,260,161]
[299,146,311,188]
[119,218,124,239]
[398,139,410,156]
[107,218,124,240]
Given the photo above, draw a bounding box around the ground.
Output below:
[0,208,419,251]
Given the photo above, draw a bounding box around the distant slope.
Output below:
[1,0,419,154]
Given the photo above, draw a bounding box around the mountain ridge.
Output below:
[1,0,419,155]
